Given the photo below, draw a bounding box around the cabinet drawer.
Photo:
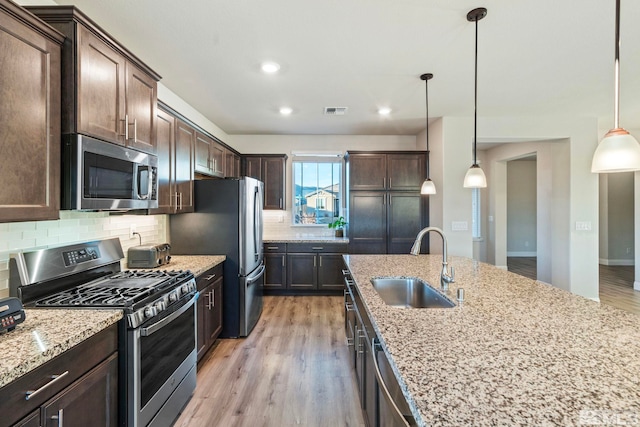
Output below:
[287,243,347,253]
[196,263,224,291]
[0,323,118,426]
[264,243,287,252]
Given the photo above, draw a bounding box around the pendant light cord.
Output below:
[425,78,430,179]
[473,16,479,166]
[614,0,621,129]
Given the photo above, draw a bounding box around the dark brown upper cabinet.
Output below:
[195,131,225,177]
[347,152,426,191]
[27,6,160,154]
[0,0,64,222]
[242,155,287,210]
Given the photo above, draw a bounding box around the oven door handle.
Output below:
[140,293,197,337]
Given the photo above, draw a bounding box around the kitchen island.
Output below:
[343,254,640,426]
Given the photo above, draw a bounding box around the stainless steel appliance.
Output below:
[170,177,264,338]
[62,134,159,211]
[128,243,172,268]
[9,238,196,427]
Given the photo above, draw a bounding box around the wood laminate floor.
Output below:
[175,296,364,427]
[507,257,640,315]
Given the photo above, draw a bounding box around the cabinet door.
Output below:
[174,120,194,213]
[243,156,262,180]
[0,6,61,222]
[209,277,223,342]
[388,193,427,254]
[318,254,345,290]
[196,288,208,361]
[77,25,126,144]
[287,254,317,289]
[225,150,234,178]
[41,353,118,427]
[363,334,377,427]
[264,253,286,289]
[234,155,241,178]
[348,154,386,190]
[194,131,213,175]
[387,154,426,191]
[348,192,387,254]
[210,141,225,177]
[14,410,40,427]
[152,109,174,214]
[263,157,285,210]
[125,62,157,154]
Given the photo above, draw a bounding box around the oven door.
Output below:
[127,292,197,427]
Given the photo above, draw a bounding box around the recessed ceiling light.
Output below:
[261,62,280,74]
[378,107,392,115]
[279,107,293,115]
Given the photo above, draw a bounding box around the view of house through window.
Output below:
[293,160,342,225]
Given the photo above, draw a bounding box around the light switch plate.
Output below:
[451,221,468,231]
[575,221,592,231]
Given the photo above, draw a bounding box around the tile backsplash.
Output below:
[0,212,168,298]
[263,210,336,240]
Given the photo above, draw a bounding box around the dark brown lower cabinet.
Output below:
[196,263,223,362]
[344,270,416,427]
[2,324,118,427]
[264,243,347,293]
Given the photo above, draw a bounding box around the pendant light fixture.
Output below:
[420,73,436,195]
[591,0,640,173]
[463,7,488,189]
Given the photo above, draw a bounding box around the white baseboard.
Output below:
[507,251,537,257]
[599,258,635,266]
[635,281,640,291]
[496,265,508,270]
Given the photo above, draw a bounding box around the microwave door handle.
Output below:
[140,293,197,337]
[137,166,149,200]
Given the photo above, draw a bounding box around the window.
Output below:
[472,188,481,238]
[292,160,342,225]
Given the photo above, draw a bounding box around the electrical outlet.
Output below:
[130,224,137,239]
[525,241,529,247]
[627,248,632,254]
[575,221,592,231]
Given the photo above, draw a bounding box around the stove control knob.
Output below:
[169,292,178,303]
[144,306,157,318]
[155,301,166,312]
[181,284,189,294]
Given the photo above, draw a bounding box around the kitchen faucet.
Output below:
[410,226,455,291]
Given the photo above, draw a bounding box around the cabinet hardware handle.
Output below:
[208,290,215,309]
[311,247,324,250]
[342,269,350,275]
[282,256,285,267]
[133,118,137,143]
[383,177,386,188]
[279,198,283,209]
[372,339,412,427]
[179,192,183,210]
[124,114,129,141]
[25,371,70,400]
[267,246,279,250]
[319,256,322,267]
[205,274,216,281]
[51,408,64,426]
[314,257,316,267]
[389,178,391,188]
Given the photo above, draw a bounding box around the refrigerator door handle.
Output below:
[246,263,266,284]
[253,186,260,262]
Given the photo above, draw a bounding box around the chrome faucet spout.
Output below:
[410,226,455,290]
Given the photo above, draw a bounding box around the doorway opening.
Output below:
[506,156,537,280]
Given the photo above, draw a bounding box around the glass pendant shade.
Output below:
[592,128,640,173]
[420,178,437,195]
[463,164,487,188]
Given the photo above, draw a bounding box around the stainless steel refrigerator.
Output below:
[169,177,264,338]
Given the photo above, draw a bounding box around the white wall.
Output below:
[507,159,537,256]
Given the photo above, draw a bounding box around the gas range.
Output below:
[33,269,196,328]
[9,238,198,427]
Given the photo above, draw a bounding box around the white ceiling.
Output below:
[45,0,640,136]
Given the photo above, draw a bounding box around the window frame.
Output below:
[291,157,343,227]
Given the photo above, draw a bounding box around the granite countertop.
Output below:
[128,255,225,276]
[263,236,349,244]
[0,309,122,388]
[343,254,640,427]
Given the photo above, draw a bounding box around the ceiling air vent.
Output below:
[324,107,348,115]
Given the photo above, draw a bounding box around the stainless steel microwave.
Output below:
[62,134,158,211]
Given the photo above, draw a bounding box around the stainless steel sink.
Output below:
[370,277,456,308]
